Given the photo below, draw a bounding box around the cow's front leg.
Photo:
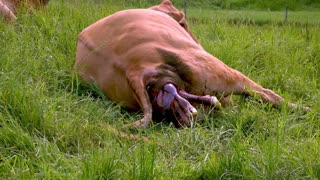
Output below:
[126,72,153,128]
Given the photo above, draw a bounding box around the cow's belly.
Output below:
[75,40,140,110]
[99,71,140,111]
[80,63,140,110]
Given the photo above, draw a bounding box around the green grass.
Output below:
[102,0,320,11]
[188,9,320,26]
[0,0,319,179]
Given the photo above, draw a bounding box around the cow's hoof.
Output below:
[126,118,151,129]
[211,96,222,109]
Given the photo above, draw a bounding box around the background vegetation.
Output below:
[117,0,320,10]
[0,0,319,179]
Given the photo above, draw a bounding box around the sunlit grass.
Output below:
[188,9,320,25]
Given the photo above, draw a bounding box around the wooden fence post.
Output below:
[284,5,288,23]
[184,0,187,19]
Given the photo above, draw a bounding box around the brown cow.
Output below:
[74,1,307,128]
[0,0,49,22]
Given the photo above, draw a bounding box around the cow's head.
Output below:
[149,0,199,44]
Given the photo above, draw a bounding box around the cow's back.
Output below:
[78,9,198,57]
[74,9,201,109]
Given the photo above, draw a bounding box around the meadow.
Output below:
[0,0,319,179]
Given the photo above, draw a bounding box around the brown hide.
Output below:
[74,6,287,127]
[0,0,49,22]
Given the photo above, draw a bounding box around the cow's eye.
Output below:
[179,23,185,27]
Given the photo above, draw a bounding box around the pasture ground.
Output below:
[0,0,319,179]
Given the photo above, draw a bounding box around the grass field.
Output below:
[0,0,319,179]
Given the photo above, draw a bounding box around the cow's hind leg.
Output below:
[240,82,310,110]
[229,70,284,106]
[220,70,311,110]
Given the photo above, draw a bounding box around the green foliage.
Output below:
[106,0,320,11]
[0,0,319,179]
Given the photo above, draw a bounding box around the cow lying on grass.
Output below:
[0,0,49,22]
[74,0,308,128]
